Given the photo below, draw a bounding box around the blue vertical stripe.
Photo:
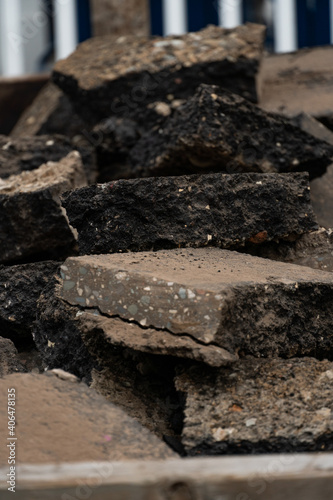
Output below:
[187,0,218,32]
[150,0,164,35]
[77,0,92,42]
[297,0,330,48]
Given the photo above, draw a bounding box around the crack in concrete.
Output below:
[60,296,230,353]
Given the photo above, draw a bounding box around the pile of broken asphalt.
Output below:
[1,23,333,464]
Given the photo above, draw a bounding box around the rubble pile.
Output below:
[1,23,333,464]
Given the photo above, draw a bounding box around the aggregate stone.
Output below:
[62,171,317,256]
[0,152,87,264]
[0,372,177,464]
[129,85,333,179]
[52,24,266,127]
[175,357,333,455]
[60,247,333,359]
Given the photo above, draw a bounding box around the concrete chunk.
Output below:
[53,24,266,126]
[60,248,333,358]
[0,373,176,464]
[175,357,333,455]
[78,312,237,367]
[62,172,317,256]
[259,46,333,123]
[130,85,333,179]
[0,152,87,263]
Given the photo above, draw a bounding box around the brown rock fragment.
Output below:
[0,373,176,464]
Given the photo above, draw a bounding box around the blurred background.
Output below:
[0,0,332,77]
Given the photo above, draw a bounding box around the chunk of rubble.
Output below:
[62,171,317,256]
[0,152,87,264]
[53,24,266,127]
[250,228,333,273]
[130,85,333,179]
[175,357,333,455]
[0,134,96,183]
[258,46,333,124]
[0,337,25,377]
[34,277,97,380]
[78,312,237,367]
[11,83,86,139]
[60,248,333,359]
[0,261,60,346]
[0,373,177,463]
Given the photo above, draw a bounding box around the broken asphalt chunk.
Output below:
[0,261,60,347]
[62,171,317,256]
[52,24,266,127]
[60,248,333,359]
[0,134,96,183]
[0,152,87,264]
[130,85,333,179]
[175,357,333,455]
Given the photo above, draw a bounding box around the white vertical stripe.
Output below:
[330,0,333,43]
[162,0,187,36]
[0,0,24,76]
[273,0,297,53]
[54,0,78,61]
[219,0,243,29]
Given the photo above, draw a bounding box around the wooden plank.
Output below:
[1,454,333,499]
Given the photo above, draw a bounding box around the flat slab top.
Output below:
[62,248,333,289]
